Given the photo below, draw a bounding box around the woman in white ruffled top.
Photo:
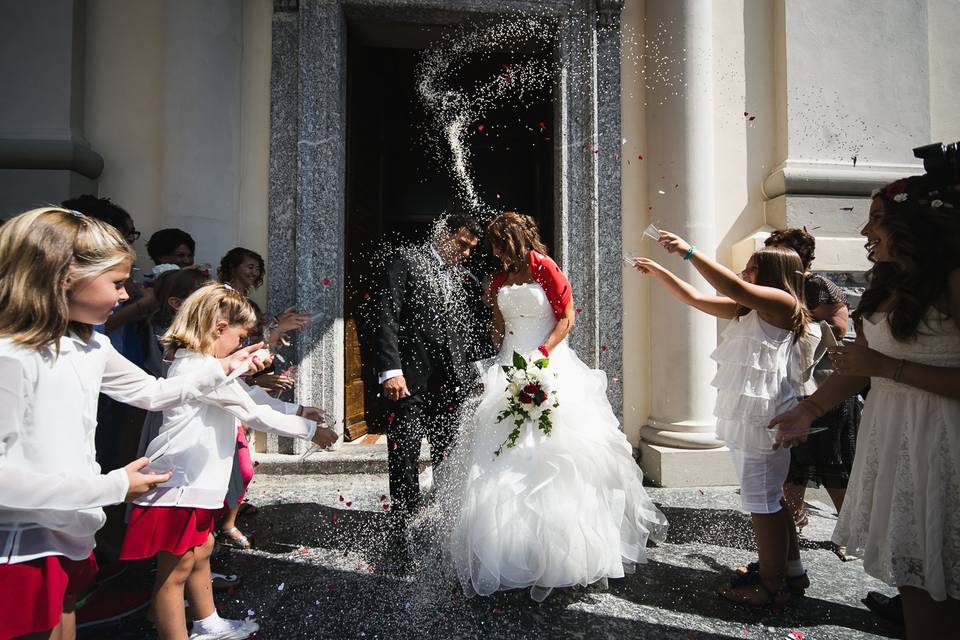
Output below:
[631,233,819,607]
[773,177,960,640]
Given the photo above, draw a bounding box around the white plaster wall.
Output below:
[620,0,650,445]
[929,0,960,143]
[84,0,273,308]
[781,0,930,166]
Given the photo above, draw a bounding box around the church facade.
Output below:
[1,0,956,484]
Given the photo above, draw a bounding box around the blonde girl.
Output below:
[632,233,815,606]
[120,283,336,640]
[0,209,260,640]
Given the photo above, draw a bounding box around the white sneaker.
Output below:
[188,618,259,640]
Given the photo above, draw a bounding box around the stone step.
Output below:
[253,434,430,475]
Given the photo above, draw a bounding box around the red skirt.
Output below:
[120,505,217,560]
[0,553,98,640]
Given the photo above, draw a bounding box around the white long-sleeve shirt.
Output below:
[0,333,228,564]
[134,349,315,509]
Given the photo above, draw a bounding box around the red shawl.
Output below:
[490,251,573,320]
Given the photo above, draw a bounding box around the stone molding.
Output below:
[268,0,625,452]
[761,159,922,200]
[0,136,103,180]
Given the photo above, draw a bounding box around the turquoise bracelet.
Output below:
[682,245,696,261]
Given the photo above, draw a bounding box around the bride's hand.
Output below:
[657,231,691,256]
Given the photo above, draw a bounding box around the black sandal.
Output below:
[735,561,809,595]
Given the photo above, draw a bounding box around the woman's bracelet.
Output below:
[537,344,550,358]
[682,245,696,261]
[893,359,906,382]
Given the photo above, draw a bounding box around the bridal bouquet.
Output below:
[494,351,559,457]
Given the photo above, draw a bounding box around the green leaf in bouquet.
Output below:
[501,366,511,374]
[534,358,549,369]
[512,351,527,370]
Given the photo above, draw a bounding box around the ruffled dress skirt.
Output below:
[448,341,668,600]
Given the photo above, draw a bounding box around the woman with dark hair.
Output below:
[773,178,960,639]
[764,229,862,555]
[448,212,668,603]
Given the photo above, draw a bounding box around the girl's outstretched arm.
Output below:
[631,257,738,319]
[657,231,796,317]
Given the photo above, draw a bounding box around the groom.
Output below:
[376,213,484,526]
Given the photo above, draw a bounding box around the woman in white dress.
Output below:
[772,177,960,639]
[447,212,668,602]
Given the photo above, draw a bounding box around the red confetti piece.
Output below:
[339,495,344,502]
[379,494,387,501]
[508,330,514,335]
[611,376,619,383]
[748,115,756,121]
[363,292,371,301]
[743,111,749,117]
[447,404,455,412]
[368,566,376,573]
[331,514,337,522]
[356,562,365,570]
[477,124,485,132]
[345,501,352,507]
[322,277,331,286]
[387,413,395,425]
[638,154,643,160]
[538,121,546,131]
[300,548,309,555]
[600,344,608,352]
[392,441,398,450]
[383,504,391,510]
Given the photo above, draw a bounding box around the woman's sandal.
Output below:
[218,527,253,550]
[735,561,810,595]
[831,543,858,562]
[719,571,791,607]
[794,512,809,533]
[211,572,243,591]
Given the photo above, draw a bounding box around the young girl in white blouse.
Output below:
[0,209,262,640]
[631,233,817,607]
[120,283,337,640]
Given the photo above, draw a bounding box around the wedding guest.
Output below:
[216,247,310,548]
[0,208,260,640]
[772,178,960,639]
[764,229,862,558]
[633,238,819,606]
[120,283,335,640]
[146,228,196,268]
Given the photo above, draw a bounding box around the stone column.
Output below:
[639,0,725,457]
[268,0,346,453]
[556,0,625,419]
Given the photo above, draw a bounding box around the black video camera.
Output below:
[913,141,960,187]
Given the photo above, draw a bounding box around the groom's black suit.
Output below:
[376,247,477,518]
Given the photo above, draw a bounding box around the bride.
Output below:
[447,212,668,602]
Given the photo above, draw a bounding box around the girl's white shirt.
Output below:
[0,332,228,564]
[134,349,315,510]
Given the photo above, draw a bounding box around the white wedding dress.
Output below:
[447,282,668,601]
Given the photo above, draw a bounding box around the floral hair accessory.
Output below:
[66,209,85,219]
[878,179,909,201]
[223,282,235,291]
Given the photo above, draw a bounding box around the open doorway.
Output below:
[342,22,556,440]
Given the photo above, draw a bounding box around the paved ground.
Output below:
[80,444,902,640]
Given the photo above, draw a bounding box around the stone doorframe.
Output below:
[267,0,625,453]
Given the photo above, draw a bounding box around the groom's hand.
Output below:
[383,375,410,402]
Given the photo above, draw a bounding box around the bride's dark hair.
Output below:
[486,212,548,273]
[855,177,960,340]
